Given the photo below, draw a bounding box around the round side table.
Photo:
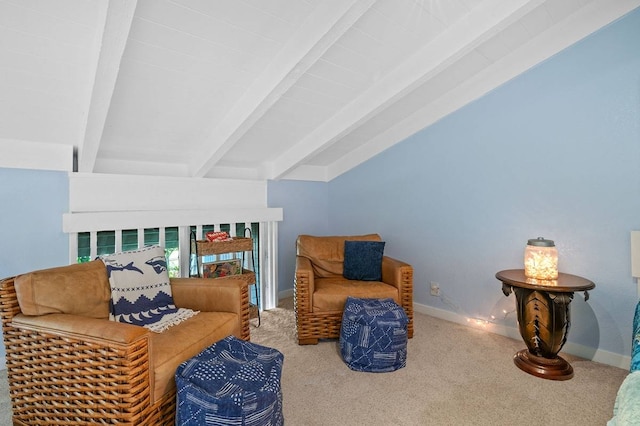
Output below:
[495,269,595,380]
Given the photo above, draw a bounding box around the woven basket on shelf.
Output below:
[194,237,253,256]
[192,237,260,323]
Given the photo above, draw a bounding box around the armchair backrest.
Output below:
[296,234,381,278]
[13,260,111,319]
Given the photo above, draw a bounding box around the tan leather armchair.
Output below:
[0,260,250,425]
[294,234,413,345]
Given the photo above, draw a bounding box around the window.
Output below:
[77,223,259,283]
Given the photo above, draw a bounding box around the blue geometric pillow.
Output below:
[343,240,385,281]
[101,245,197,332]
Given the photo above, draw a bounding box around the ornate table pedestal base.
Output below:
[513,349,573,380]
[496,270,594,381]
[510,286,575,381]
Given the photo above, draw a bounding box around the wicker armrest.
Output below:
[12,313,149,345]
[382,256,414,339]
[381,256,413,289]
[295,256,315,314]
[170,277,247,313]
[171,277,251,341]
[295,256,314,278]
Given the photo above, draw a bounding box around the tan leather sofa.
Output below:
[0,260,250,425]
[295,234,414,345]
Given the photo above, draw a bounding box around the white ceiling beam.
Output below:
[268,0,546,180]
[94,157,190,178]
[0,138,73,172]
[190,0,377,178]
[77,0,137,173]
[326,0,640,181]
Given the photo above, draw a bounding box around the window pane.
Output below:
[77,232,91,263]
[166,247,180,278]
[164,226,180,277]
[122,229,138,251]
[165,227,179,249]
[97,231,115,255]
[75,223,262,286]
[247,223,260,307]
[144,228,159,246]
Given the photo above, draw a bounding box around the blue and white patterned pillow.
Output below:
[101,245,197,332]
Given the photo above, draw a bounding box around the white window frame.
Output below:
[64,173,283,310]
[65,218,280,311]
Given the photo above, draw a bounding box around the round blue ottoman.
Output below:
[339,297,408,373]
[175,336,284,426]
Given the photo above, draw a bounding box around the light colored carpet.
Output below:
[251,298,627,426]
[0,298,629,425]
[0,372,9,426]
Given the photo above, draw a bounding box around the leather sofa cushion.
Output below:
[312,277,399,312]
[14,260,110,318]
[297,234,381,278]
[150,311,240,403]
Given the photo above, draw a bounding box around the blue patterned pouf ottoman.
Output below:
[175,335,284,426]
[340,296,409,373]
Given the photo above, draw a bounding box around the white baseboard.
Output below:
[279,288,294,300]
[413,301,631,370]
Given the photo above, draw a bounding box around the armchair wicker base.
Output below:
[0,259,251,425]
[294,234,414,346]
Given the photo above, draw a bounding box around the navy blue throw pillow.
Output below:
[343,240,385,281]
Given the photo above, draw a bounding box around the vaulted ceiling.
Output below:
[1,0,638,182]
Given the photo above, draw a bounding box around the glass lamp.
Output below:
[524,237,558,280]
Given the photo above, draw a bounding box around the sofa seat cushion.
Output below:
[312,277,399,312]
[150,311,240,403]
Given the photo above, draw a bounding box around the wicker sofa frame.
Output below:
[0,275,250,425]
[294,235,414,345]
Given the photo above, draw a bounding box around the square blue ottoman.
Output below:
[340,297,409,373]
[175,335,284,426]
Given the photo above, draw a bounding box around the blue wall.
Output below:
[270,8,640,360]
[0,167,69,363]
[267,180,329,294]
[0,168,69,277]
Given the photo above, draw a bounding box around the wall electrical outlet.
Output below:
[430,282,440,296]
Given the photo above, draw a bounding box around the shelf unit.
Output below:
[190,234,260,326]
